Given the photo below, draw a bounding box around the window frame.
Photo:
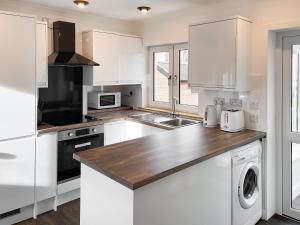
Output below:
[173,43,199,113]
[148,45,173,109]
[148,43,199,114]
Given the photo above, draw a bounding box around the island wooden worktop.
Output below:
[74,124,266,190]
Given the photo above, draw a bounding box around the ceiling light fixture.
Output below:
[137,6,151,14]
[74,0,89,8]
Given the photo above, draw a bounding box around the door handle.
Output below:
[75,142,91,149]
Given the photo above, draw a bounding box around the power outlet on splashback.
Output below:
[230,98,243,108]
[213,97,225,106]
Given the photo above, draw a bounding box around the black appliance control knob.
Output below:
[68,132,74,137]
[92,128,97,133]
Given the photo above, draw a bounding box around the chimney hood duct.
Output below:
[48,21,99,67]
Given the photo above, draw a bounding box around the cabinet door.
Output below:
[36,22,48,88]
[104,121,127,145]
[119,36,144,84]
[93,32,120,85]
[36,133,57,202]
[189,19,236,88]
[0,13,36,140]
[0,137,35,214]
[124,121,164,140]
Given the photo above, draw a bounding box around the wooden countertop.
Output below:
[74,124,266,190]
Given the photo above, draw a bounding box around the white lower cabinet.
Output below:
[0,137,35,214]
[35,133,57,202]
[104,120,165,146]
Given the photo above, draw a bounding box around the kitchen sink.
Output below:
[159,118,199,127]
[130,113,173,123]
[130,113,200,128]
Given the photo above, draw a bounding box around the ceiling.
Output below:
[19,0,226,20]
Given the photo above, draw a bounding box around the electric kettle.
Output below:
[203,105,218,128]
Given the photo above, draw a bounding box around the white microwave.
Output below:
[88,92,121,109]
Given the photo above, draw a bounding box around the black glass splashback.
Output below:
[39,67,83,126]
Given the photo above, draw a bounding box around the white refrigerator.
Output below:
[0,11,36,215]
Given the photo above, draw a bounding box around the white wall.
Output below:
[133,0,300,219]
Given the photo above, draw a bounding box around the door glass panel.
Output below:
[179,50,198,106]
[292,45,300,132]
[243,168,257,199]
[153,52,170,102]
[292,143,300,210]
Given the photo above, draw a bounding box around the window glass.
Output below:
[292,143,300,210]
[153,52,170,102]
[179,50,198,106]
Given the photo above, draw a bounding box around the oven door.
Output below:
[57,133,104,183]
[99,94,116,108]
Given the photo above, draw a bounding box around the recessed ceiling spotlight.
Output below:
[137,6,151,14]
[74,0,89,8]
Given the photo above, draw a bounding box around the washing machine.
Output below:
[232,140,262,225]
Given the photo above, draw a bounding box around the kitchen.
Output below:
[0,0,299,225]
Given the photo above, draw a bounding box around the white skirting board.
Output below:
[80,151,232,225]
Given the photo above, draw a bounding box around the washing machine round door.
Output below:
[238,162,259,209]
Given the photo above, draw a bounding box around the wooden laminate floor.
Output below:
[15,200,80,225]
[15,200,300,225]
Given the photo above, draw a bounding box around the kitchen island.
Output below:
[74,124,265,225]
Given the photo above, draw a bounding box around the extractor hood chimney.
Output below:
[48,21,99,67]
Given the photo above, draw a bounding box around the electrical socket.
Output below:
[213,97,225,106]
[230,98,243,108]
[249,113,259,124]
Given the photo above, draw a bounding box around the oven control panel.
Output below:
[58,124,104,141]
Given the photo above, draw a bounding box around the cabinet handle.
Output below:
[0,153,16,160]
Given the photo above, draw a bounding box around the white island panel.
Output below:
[80,151,231,225]
[80,164,134,225]
[134,151,231,225]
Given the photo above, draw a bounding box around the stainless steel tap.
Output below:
[170,97,179,118]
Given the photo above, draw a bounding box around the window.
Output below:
[153,51,170,102]
[149,44,199,113]
[178,49,199,106]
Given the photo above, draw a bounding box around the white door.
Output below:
[283,35,300,220]
[0,137,35,214]
[93,32,120,85]
[0,12,36,140]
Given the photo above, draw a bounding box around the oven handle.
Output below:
[75,142,92,149]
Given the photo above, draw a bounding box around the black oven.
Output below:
[57,125,104,183]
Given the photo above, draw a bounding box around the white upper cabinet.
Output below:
[119,36,144,84]
[36,21,48,88]
[0,11,36,140]
[82,30,144,86]
[188,16,251,91]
